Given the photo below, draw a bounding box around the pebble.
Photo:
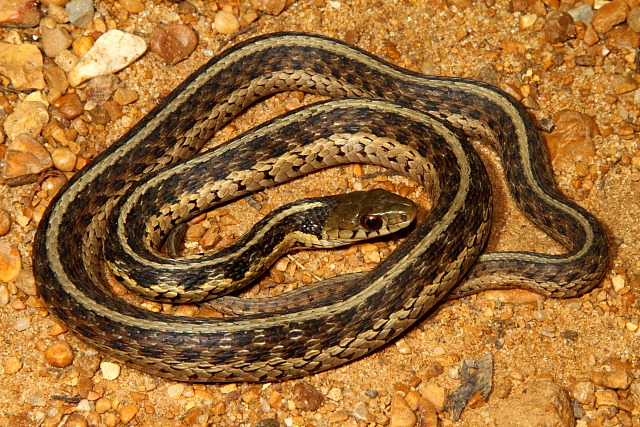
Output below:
[41,26,73,58]
[64,414,88,427]
[68,30,147,87]
[50,147,77,172]
[100,361,121,380]
[52,92,84,119]
[419,383,447,411]
[167,383,185,398]
[602,370,633,389]
[2,134,53,182]
[95,397,112,413]
[0,240,21,283]
[0,42,45,90]
[545,109,598,171]
[72,36,94,57]
[250,0,288,15]
[595,389,619,407]
[214,10,240,35]
[119,0,145,13]
[119,404,138,424]
[544,11,576,43]
[389,393,417,427]
[47,4,69,23]
[44,341,75,368]
[568,4,594,25]
[629,7,640,33]
[0,209,11,236]
[150,24,199,65]
[612,75,638,95]
[43,64,69,94]
[15,267,37,295]
[482,289,545,305]
[85,74,119,104]
[113,88,139,106]
[326,386,343,401]
[0,0,41,27]
[593,1,628,34]
[3,101,49,140]
[66,0,94,28]
[491,380,573,426]
[4,356,23,375]
[571,380,596,405]
[292,382,324,411]
[352,402,371,422]
[0,285,9,306]
[14,316,30,331]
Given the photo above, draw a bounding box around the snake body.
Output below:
[32,33,609,382]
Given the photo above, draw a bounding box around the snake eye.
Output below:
[360,215,383,231]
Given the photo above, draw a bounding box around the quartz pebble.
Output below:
[0,42,45,90]
[51,147,77,172]
[214,10,240,35]
[66,0,94,28]
[544,11,576,43]
[628,7,640,33]
[100,361,121,380]
[4,356,23,374]
[119,0,145,13]
[15,267,37,295]
[0,240,22,282]
[0,0,41,27]
[52,93,84,119]
[44,341,75,368]
[389,393,417,427]
[150,24,199,65]
[68,30,147,87]
[113,88,139,106]
[119,404,138,424]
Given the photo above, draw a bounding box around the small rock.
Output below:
[0,241,21,282]
[47,4,69,23]
[629,7,640,33]
[571,380,595,405]
[0,42,45,90]
[612,75,638,95]
[353,402,371,422]
[72,36,94,57]
[592,0,628,34]
[250,0,288,15]
[214,10,239,35]
[43,64,69,94]
[0,209,11,236]
[66,0,94,28]
[113,88,139,106]
[602,370,634,390]
[54,49,79,73]
[389,394,417,427]
[119,404,138,424]
[15,267,37,295]
[5,356,23,374]
[546,109,598,170]
[44,341,75,368]
[544,11,576,43]
[95,397,112,413]
[568,4,594,25]
[0,285,9,305]
[0,0,41,27]
[2,134,53,182]
[415,397,438,427]
[491,380,574,427]
[51,147,77,172]
[595,389,619,407]
[85,74,119,104]
[14,316,30,331]
[119,0,145,13]
[87,105,110,125]
[50,321,68,336]
[419,383,447,412]
[68,29,147,87]
[100,361,121,380]
[292,382,324,411]
[52,92,84,119]
[3,101,49,140]
[167,383,185,398]
[41,26,73,58]
[150,24,198,65]
[327,387,343,401]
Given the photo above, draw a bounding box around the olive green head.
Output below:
[311,188,417,248]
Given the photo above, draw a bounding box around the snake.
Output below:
[32,33,610,382]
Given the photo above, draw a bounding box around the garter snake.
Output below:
[32,33,610,382]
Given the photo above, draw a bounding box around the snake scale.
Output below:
[32,33,610,382]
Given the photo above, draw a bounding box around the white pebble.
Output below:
[15,317,30,331]
[100,361,121,380]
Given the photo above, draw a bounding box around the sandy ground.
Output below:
[1,0,640,425]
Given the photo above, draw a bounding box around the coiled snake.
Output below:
[32,33,609,382]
